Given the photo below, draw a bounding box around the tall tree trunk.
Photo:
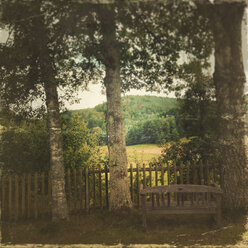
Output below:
[213,2,248,209]
[98,5,132,210]
[35,0,68,220]
[44,81,69,221]
[0,97,4,242]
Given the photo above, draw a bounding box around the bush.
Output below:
[159,136,219,166]
[1,114,103,173]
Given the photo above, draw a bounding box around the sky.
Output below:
[1,8,248,110]
[66,7,248,110]
[64,84,172,110]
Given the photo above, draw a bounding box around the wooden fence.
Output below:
[0,161,221,221]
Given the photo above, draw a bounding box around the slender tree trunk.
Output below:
[34,0,68,220]
[213,2,248,209]
[44,81,69,221]
[0,97,4,243]
[98,5,132,210]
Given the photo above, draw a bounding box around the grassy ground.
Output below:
[100,144,163,163]
[2,209,248,247]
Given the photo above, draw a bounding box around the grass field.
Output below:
[3,209,248,246]
[100,144,163,163]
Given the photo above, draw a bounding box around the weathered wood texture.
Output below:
[0,162,220,220]
[140,185,223,229]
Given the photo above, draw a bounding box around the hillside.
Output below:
[62,95,179,145]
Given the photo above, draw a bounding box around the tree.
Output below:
[0,0,90,220]
[211,1,248,209]
[72,0,213,209]
[176,60,217,139]
[97,4,132,210]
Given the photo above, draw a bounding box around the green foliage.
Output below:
[1,115,102,173]
[0,0,96,115]
[159,137,219,166]
[176,60,217,139]
[63,95,180,145]
[62,114,102,169]
[1,120,50,174]
[126,116,179,145]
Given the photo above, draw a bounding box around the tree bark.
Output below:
[98,5,132,210]
[44,81,69,221]
[213,2,248,209]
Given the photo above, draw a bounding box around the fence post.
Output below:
[73,168,77,211]
[92,166,96,208]
[186,162,190,184]
[149,163,154,207]
[21,174,25,218]
[8,175,12,220]
[15,175,19,221]
[167,162,170,185]
[104,164,109,209]
[85,166,89,212]
[180,163,184,184]
[41,172,45,216]
[34,172,38,219]
[200,161,204,185]
[130,164,134,203]
[143,164,146,188]
[27,174,31,219]
[174,161,177,184]
[161,163,164,185]
[206,161,210,185]
[67,168,71,212]
[136,164,140,207]
[1,177,5,220]
[79,168,83,209]
[99,164,102,208]
[193,162,198,184]
[155,164,158,186]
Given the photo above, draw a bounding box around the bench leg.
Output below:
[215,196,222,227]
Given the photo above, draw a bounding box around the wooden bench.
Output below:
[140,184,223,229]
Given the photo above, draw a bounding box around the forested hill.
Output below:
[62,95,179,145]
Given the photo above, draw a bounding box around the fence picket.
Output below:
[174,162,177,184]
[186,162,190,184]
[21,174,25,218]
[149,163,154,207]
[48,171,51,213]
[27,174,31,218]
[67,169,71,211]
[155,164,158,186]
[79,168,83,209]
[99,165,102,208]
[206,162,210,185]
[167,163,170,185]
[93,166,96,208]
[180,163,183,184]
[105,164,109,209]
[1,160,221,220]
[193,163,198,184]
[1,176,5,219]
[161,163,164,185]
[137,164,140,207]
[41,172,45,215]
[73,169,77,211]
[85,166,89,212]
[15,175,19,220]
[34,172,38,219]
[143,164,146,188]
[200,161,204,185]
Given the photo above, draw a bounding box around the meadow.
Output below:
[100,144,163,164]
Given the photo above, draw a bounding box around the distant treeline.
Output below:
[62,95,182,145]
